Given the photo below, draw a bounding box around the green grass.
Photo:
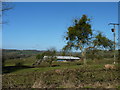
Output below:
[5,56,36,66]
[3,64,82,74]
[3,57,119,88]
[3,57,118,75]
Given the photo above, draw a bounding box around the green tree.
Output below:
[64,14,114,64]
[44,48,57,67]
[33,53,44,66]
[64,15,92,64]
[93,32,114,50]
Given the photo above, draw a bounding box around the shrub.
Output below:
[15,62,24,67]
[51,64,60,67]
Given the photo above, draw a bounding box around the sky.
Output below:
[2,2,118,51]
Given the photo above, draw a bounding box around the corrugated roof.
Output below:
[44,56,80,60]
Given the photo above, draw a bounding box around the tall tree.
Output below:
[64,15,92,64]
[63,14,114,64]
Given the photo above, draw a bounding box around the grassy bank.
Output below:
[3,65,119,88]
[2,56,120,88]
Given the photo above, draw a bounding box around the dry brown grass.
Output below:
[32,80,45,88]
[104,64,116,69]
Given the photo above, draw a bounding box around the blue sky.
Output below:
[2,2,118,51]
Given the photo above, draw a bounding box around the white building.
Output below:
[44,56,80,61]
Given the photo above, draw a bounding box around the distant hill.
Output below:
[2,49,117,61]
[3,49,45,54]
[2,49,81,60]
[2,49,45,60]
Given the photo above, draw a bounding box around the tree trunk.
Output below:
[49,60,53,67]
[79,44,86,65]
[81,50,86,65]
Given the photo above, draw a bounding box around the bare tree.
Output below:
[0,1,13,24]
[1,1,13,67]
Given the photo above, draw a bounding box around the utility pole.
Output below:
[108,23,119,64]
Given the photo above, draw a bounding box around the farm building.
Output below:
[43,56,80,61]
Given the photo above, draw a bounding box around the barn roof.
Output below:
[44,56,80,60]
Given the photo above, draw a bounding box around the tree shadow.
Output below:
[2,65,34,74]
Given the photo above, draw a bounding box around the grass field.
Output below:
[2,56,120,88]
